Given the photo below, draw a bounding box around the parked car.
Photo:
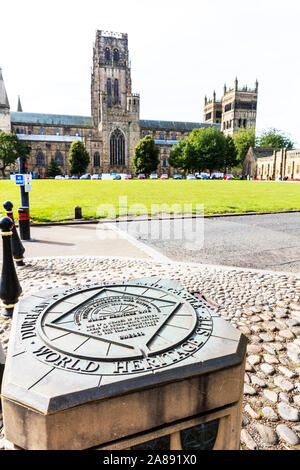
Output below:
[80,174,91,180]
[124,174,132,180]
[199,173,210,180]
[160,174,169,180]
[55,175,64,180]
[223,174,234,180]
[137,174,146,179]
[150,173,158,179]
[211,173,224,180]
[91,174,102,180]
[186,174,196,180]
[113,175,121,180]
[173,174,183,179]
[71,175,79,179]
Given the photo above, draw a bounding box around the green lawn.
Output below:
[0,179,299,223]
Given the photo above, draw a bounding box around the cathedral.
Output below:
[0,30,258,177]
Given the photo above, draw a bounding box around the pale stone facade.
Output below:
[0,30,219,177]
[243,147,300,180]
[204,78,258,136]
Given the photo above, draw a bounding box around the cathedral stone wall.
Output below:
[1,30,221,177]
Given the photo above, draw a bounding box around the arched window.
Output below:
[75,129,79,136]
[39,128,43,135]
[114,79,119,105]
[162,158,167,168]
[36,151,45,166]
[110,129,125,166]
[94,152,100,167]
[105,47,111,61]
[107,79,112,108]
[172,133,176,140]
[113,48,119,62]
[55,151,64,166]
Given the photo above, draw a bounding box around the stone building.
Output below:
[243,147,300,180]
[204,78,258,136]
[0,30,220,177]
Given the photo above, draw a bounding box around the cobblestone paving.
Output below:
[0,256,300,450]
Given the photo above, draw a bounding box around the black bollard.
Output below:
[0,217,22,318]
[3,201,25,266]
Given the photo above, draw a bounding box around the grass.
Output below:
[0,179,299,223]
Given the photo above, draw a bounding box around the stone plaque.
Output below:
[2,278,246,450]
[30,281,213,376]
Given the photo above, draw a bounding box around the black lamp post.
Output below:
[0,217,22,318]
[3,201,25,266]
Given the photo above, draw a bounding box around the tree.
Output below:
[0,133,31,177]
[168,138,187,171]
[232,127,256,165]
[224,135,238,173]
[45,158,62,177]
[257,128,294,149]
[132,135,159,175]
[188,127,227,173]
[69,140,90,176]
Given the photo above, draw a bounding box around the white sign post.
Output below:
[24,174,32,193]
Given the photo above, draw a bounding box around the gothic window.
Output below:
[39,128,43,135]
[94,152,100,167]
[162,157,167,167]
[110,129,125,166]
[160,133,164,140]
[172,133,176,140]
[107,79,112,108]
[113,48,120,62]
[105,47,111,61]
[114,79,119,105]
[56,129,59,136]
[163,148,167,154]
[36,151,45,166]
[55,151,64,166]
[89,131,93,137]
[75,129,79,136]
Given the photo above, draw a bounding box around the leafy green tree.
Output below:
[232,127,256,165]
[224,135,238,173]
[257,128,294,149]
[0,133,31,177]
[188,127,227,173]
[133,135,159,175]
[168,138,187,170]
[69,140,90,176]
[45,158,62,177]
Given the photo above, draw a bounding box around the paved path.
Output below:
[0,224,150,260]
[118,212,300,273]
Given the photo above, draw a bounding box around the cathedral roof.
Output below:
[11,112,94,128]
[0,68,10,109]
[140,119,220,132]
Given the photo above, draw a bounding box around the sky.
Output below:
[1,0,300,145]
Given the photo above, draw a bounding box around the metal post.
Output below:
[3,201,25,266]
[0,217,22,318]
[17,157,31,241]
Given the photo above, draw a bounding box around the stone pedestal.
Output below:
[1,278,247,450]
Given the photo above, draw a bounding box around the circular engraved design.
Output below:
[24,281,214,376]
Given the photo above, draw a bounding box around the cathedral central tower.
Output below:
[91,30,140,170]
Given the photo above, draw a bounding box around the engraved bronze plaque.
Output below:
[22,279,213,376]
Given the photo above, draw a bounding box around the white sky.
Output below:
[1,0,300,145]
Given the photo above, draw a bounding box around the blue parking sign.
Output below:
[15,174,24,185]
